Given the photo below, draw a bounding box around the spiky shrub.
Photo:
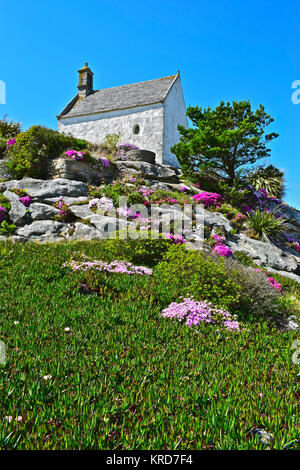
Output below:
[246,165,285,198]
[3,125,90,179]
[246,209,290,240]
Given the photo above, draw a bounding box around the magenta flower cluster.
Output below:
[0,206,7,222]
[267,276,283,292]
[19,195,32,207]
[161,298,240,331]
[139,188,154,198]
[6,138,16,151]
[212,244,233,257]
[64,150,86,160]
[165,233,186,245]
[212,234,225,243]
[66,259,153,276]
[192,191,223,207]
[55,198,70,218]
[255,269,283,292]
[285,235,300,253]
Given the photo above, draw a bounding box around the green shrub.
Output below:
[0,192,11,213]
[217,202,240,219]
[155,246,287,321]
[0,115,22,159]
[4,125,90,179]
[105,233,172,267]
[149,189,193,207]
[155,245,243,311]
[234,250,255,267]
[0,220,16,235]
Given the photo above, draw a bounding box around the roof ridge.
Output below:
[58,74,178,118]
[93,75,176,94]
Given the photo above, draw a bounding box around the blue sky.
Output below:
[1,0,299,207]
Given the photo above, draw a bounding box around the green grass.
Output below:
[0,240,299,450]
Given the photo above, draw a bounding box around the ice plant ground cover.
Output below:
[0,240,299,450]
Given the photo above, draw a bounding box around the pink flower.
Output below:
[165,233,186,245]
[212,244,233,257]
[64,150,86,160]
[0,206,7,222]
[192,192,223,207]
[267,276,283,292]
[5,416,22,423]
[19,195,32,207]
[212,234,225,243]
[161,298,240,331]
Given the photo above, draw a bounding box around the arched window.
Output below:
[133,124,140,135]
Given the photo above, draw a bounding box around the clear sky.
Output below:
[0,0,299,208]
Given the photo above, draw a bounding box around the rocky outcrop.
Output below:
[13,220,65,241]
[203,210,234,235]
[115,161,180,183]
[0,176,299,283]
[227,233,300,273]
[45,154,180,185]
[126,149,156,164]
[47,156,117,184]
[0,177,88,199]
[3,190,29,226]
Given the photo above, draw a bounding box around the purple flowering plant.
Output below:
[64,150,86,161]
[19,195,32,207]
[65,259,153,276]
[0,206,7,223]
[54,198,74,222]
[161,297,240,331]
[212,244,234,258]
[192,191,223,207]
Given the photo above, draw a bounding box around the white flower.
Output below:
[42,374,52,381]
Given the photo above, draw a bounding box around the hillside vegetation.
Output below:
[0,240,299,450]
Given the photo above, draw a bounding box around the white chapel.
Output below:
[57,63,188,167]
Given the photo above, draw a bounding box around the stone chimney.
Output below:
[77,62,94,98]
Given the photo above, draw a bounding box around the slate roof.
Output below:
[58,74,177,119]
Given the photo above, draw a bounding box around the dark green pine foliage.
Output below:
[171,100,279,185]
